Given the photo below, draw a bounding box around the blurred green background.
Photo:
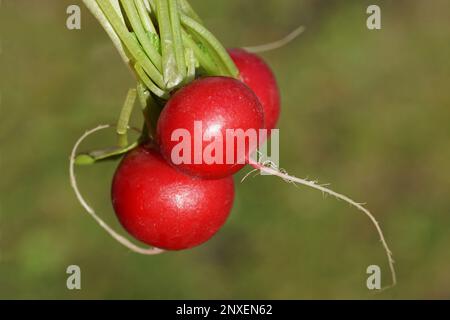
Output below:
[1,0,450,299]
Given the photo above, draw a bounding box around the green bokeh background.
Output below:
[1,0,449,299]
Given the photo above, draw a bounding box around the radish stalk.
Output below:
[96,0,165,88]
[120,0,162,72]
[83,0,240,100]
[82,0,130,68]
[156,0,182,89]
[134,62,168,98]
[116,88,137,148]
[180,14,239,78]
[168,0,187,83]
[181,29,218,75]
[134,0,158,34]
[177,0,202,23]
[185,47,197,83]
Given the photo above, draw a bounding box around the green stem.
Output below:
[110,0,124,22]
[96,0,165,89]
[146,0,157,12]
[75,142,138,165]
[136,82,154,141]
[137,82,162,139]
[82,0,130,68]
[120,0,162,72]
[156,0,183,89]
[180,14,239,78]
[116,88,137,147]
[177,0,202,23]
[169,0,187,82]
[188,29,228,76]
[136,81,150,109]
[181,29,217,75]
[134,63,169,99]
[185,47,196,83]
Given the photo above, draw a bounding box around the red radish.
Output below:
[157,77,264,179]
[111,145,235,250]
[228,48,281,131]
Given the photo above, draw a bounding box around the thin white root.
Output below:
[248,157,396,290]
[243,25,306,53]
[69,124,164,255]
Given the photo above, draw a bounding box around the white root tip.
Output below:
[69,124,164,255]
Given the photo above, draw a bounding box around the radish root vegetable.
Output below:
[157,77,264,179]
[246,154,396,289]
[70,124,164,255]
[74,0,397,290]
[111,144,235,250]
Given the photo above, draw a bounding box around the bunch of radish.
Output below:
[74,0,396,288]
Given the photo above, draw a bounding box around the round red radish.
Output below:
[228,48,281,131]
[157,76,264,179]
[111,145,235,250]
